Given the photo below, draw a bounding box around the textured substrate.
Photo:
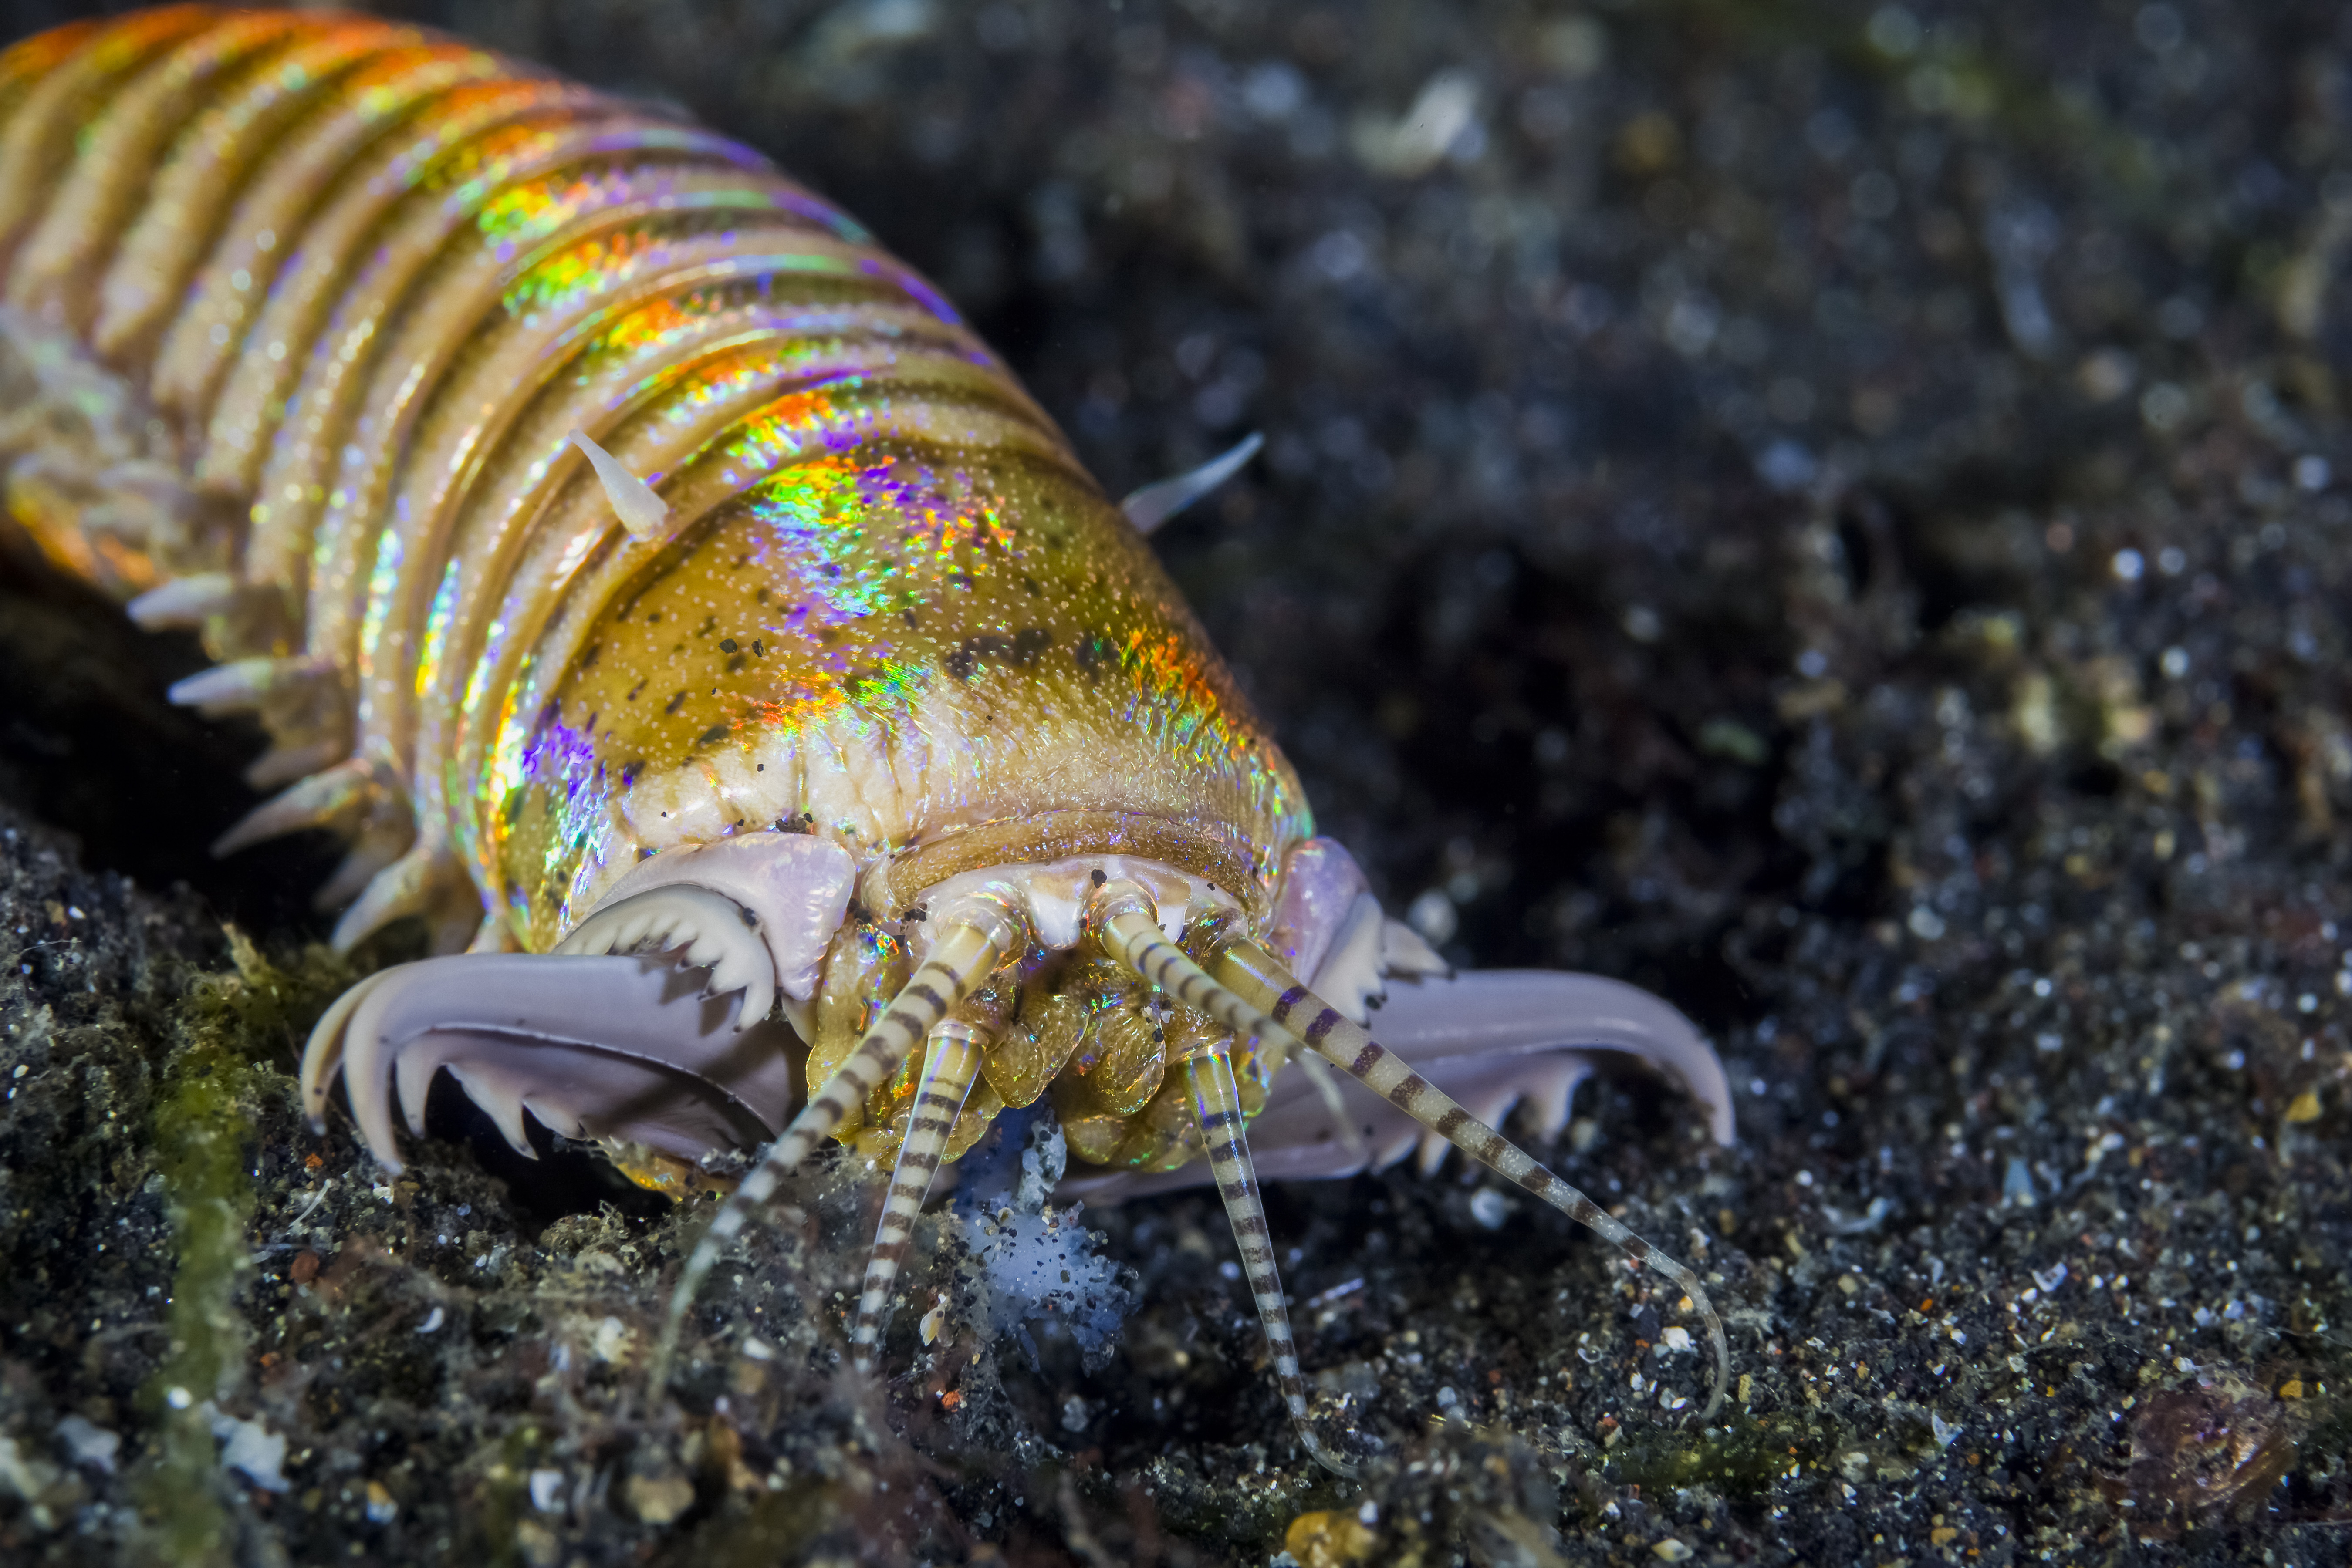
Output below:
[5,0,2352,1563]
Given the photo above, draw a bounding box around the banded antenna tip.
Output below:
[569,428,670,539]
[1120,430,1264,536]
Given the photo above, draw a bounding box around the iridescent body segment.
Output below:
[0,9,1303,943]
[0,9,1738,1469]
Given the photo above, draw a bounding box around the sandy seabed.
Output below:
[3,1,2351,1563]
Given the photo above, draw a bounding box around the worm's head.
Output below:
[295,827,1382,1180]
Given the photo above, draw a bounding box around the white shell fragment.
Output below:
[206,1406,289,1494]
[53,1415,119,1475]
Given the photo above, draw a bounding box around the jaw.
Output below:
[1062,836,1735,1201]
[1058,965,1734,1203]
[299,951,802,1172]
[303,827,853,1171]
[552,830,855,1039]
[299,825,1275,1173]
[302,825,1728,1203]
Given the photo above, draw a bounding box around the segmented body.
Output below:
[0,8,1735,1466]
[0,6,1311,1160]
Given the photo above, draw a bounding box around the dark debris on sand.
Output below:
[6,0,2352,1563]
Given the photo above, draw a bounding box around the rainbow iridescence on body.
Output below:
[0,6,1310,1169]
[0,11,1740,1459]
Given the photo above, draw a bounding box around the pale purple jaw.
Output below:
[563,836,852,994]
[1057,967,1733,1204]
[1375,967,1735,1146]
[299,832,1732,1197]
[300,951,801,1172]
[300,829,854,1172]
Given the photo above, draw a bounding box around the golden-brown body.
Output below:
[0,8,1311,1174]
[1,12,1734,1464]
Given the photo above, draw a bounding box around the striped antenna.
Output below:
[648,896,1024,1395]
[849,1019,987,1371]
[1182,1048,1360,1478]
[1215,937,1732,1423]
[1090,881,1360,1476]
